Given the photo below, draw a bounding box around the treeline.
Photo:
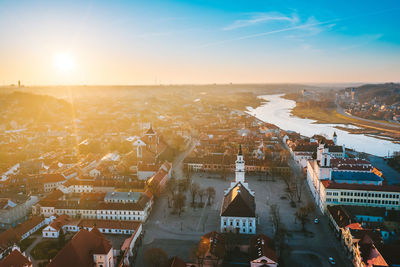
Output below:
[296,99,336,110]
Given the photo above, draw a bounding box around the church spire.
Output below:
[238,144,242,156]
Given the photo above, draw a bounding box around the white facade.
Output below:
[220,216,256,234]
[307,159,400,212]
[93,248,114,267]
[38,201,152,222]
[220,146,256,234]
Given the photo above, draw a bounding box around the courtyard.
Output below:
[136,171,351,266]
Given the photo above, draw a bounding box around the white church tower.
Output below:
[235,144,245,183]
[224,145,255,196]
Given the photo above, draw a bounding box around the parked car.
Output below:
[328,257,336,265]
[314,218,319,224]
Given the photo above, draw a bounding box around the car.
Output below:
[328,257,336,265]
[314,218,319,224]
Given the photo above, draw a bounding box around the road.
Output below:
[336,103,400,130]
[287,149,352,267]
[24,235,43,267]
[171,137,197,179]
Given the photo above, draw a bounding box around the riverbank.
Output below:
[284,94,400,143]
[248,94,400,156]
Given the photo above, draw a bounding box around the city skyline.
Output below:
[1,0,400,85]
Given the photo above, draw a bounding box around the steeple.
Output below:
[333,131,338,145]
[235,144,245,183]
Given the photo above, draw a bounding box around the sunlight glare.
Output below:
[54,53,76,73]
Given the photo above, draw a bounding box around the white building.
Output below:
[306,144,399,212]
[220,145,256,234]
[34,190,153,222]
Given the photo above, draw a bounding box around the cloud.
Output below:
[198,17,341,48]
[223,12,299,31]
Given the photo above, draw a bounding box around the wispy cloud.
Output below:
[198,17,341,48]
[223,12,298,31]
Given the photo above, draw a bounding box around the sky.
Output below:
[0,0,399,85]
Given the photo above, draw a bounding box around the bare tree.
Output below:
[198,188,205,206]
[280,174,293,191]
[173,192,186,216]
[190,181,200,207]
[206,187,216,206]
[286,185,296,207]
[166,177,177,207]
[294,177,304,203]
[269,204,281,234]
[294,202,315,232]
[269,205,288,257]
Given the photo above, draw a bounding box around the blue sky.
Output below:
[0,0,399,84]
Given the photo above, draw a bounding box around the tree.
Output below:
[173,192,186,216]
[185,167,193,181]
[294,176,304,203]
[269,205,289,257]
[198,188,205,206]
[206,187,216,206]
[166,177,177,207]
[286,185,296,207]
[269,204,281,234]
[190,181,200,207]
[294,202,315,232]
[281,174,294,192]
[144,248,168,267]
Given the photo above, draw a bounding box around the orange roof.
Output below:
[47,229,112,267]
[48,214,71,231]
[345,223,363,230]
[39,173,65,184]
[14,216,45,237]
[0,249,31,267]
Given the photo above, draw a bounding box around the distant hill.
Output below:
[0,83,327,99]
[0,91,72,124]
[349,83,400,104]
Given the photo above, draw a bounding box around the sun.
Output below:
[53,53,76,72]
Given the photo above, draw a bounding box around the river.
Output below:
[247,94,400,157]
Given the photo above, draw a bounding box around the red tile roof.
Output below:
[0,249,31,267]
[47,229,112,267]
[48,214,71,231]
[39,173,65,184]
